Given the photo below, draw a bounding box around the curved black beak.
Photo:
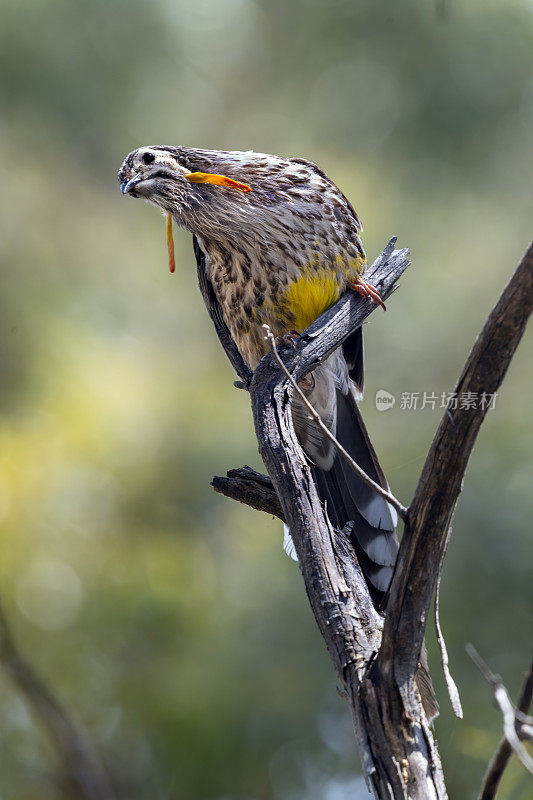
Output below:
[120,175,142,195]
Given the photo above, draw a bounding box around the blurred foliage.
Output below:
[0,0,532,798]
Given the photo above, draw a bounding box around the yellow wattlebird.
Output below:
[118,146,438,719]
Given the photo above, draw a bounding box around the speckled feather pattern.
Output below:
[119,146,365,368]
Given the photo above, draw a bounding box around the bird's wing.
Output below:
[193,235,251,381]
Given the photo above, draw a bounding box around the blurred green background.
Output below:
[0,0,532,798]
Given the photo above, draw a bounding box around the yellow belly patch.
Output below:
[279,271,342,332]
[272,257,365,333]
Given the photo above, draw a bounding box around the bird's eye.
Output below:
[142,152,155,165]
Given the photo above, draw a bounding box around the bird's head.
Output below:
[118,145,364,274]
[119,146,192,201]
[118,145,255,239]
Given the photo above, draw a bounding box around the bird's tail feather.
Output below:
[312,389,398,601]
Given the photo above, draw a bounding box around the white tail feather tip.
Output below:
[283,524,299,561]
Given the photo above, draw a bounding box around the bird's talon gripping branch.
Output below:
[350,278,386,311]
[274,331,300,349]
[298,373,315,391]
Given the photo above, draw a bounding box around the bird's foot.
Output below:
[274,330,300,349]
[273,331,314,390]
[349,278,386,311]
[298,373,315,392]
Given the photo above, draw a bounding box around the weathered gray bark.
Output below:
[211,240,533,799]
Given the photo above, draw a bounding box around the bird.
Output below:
[118,145,438,719]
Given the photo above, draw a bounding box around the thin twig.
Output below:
[262,324,408,521]
[515,709,533,726]
[434,534,463,718]
[517,720,533,743]
[466,644,533,780]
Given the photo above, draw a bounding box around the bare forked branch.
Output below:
[379,244,533,711]
[210,239,533,799]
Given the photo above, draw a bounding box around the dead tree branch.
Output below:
[262,323,408,520]
[0,603,115,800]
[212,466,284,521]
[379,244,533,716]
[209,240,533,799]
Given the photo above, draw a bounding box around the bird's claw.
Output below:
[274,331,300,349]
[349,278,386,311]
